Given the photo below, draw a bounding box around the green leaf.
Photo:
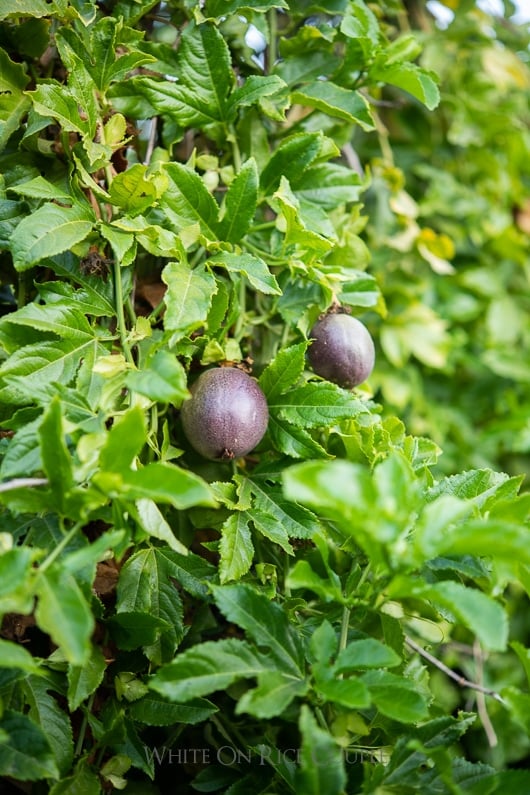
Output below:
[260,133,322,196]
[428,581,508,652]
[128,693,217,725]
[219,512,254,583]
[0,338,102,406]
[259,342,307,401]
[295,706,346,795]
[108,164,160,215]
[67,645,107,711]
[292,82,375,130]
[163,260,217,337]
[0,639,42,674]
[150,638,266,701]
[268,414,331,459]
[134,498,189,555]
[237,671,308,719]
[205,0,287,15]
[162,163,219,239]
[209,251,281,294]
[0,302,94,342]
[98,405,147,473]
[116,547,186,664]
[29,83,90,136]
[0,710,59,782]
[218,158,258,243]
[111,462,216,510]
[371,60,440,110]
[136,22,232,131]
[0,50,31,151]
[0,547,35,614]
[227,75,287,116]
[292,162,364,209]
[212,583,305,675]
[315,678,371,709]
[362,670,429,723]
[10,201,95,271]
[7,176,71,201]
[24,675,74,776]
[272,381,368,429]
[35,567,94,666]
[247,477,320,539]
[335,638,401,672]
[0,0,52,18]
[340,0,379,45]
[38,397,73,514]
[88,16,154,90]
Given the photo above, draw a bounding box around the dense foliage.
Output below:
[1,0,530,792]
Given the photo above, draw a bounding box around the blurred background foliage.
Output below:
[356,0,530,479]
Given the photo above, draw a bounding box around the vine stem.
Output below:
[339,606,351,652]
[405,635,506,705]
[38,521,84,575]
[113,259,135,366]
[268,8,278,73]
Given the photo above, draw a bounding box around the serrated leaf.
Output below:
[0,417,42,479]
[128,693,217,725]
[29,83,90,136]
[340,0,379,44]
[273,177,334,256]
[0,0,51,18]
[335,638,401,672]
[150,638,266,701]
[219,512,254,583]
[237,671,308,718]
[0,547,36,614]
[47,252,116,317]
[260,133,322,196]
[0,338,103,405]
[218,158,258,243]
[227,75,287,117]
[0,302,94,341]
[295,706,346,795]
[162,260,217,336]
[248,508,294,554]
[24,675,74,776]
[0,50,31,151]
[292,82,375,130]
[35,567,94,666]
[273,381,367,429]
[268,413,331,459]
[10,201,95,270]
[209,251,280,294]
[0,710,59,782]
[67,645,107,711]
[108,164,160,215]
[292,162,364,209]
[315,678,371,709]
[162,163,219,239]
[212,583,305,675]
[259,342,307,400]
[116,547,185,664]
[248,476,320,539]
[362,670,429,723]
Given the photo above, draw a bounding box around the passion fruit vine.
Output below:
[181,367,269,461]
[308,312,375,389]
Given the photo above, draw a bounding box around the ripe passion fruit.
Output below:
[308,312,375,389]
[181,367,269,461]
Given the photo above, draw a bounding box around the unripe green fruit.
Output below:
[181,367,269,461]
[308,313,375,389]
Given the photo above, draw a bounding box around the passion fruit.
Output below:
[181,367,269,461]
[308,312,375,389]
